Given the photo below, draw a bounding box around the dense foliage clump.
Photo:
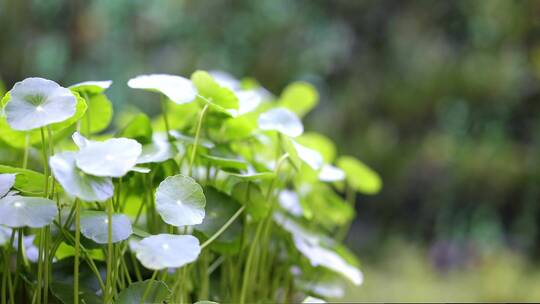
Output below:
[0,72,380,303]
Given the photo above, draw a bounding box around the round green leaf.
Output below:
[117,280,171,304]
[0,195,57,228]
[155,174,206,227]
[278,82,319,118]
[128,74,197,104]
[130,234,201,270]
[191,70,239,110]
[79,94,113,134]
[80,211,132,244]
[337,156,382,194]
[75,137,142,177]
[118,113,153,144]
[50,151,114,202]
[4,77,77,131]
[258,108,303,137]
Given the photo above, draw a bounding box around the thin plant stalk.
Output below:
[105,198,114,303]
[74,199,81,304]
[161,95,172,141]
[188,104,209,176]
[200,205,245,249]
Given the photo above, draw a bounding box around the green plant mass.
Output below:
[0,73,380,303]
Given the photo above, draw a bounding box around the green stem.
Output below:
[74,199,81,304]
[239,219,265,304]
[161,95,172,141]
[105,198,114,303]
[4,232,15,304]
[43,227,50,304]
[188,104,209,176]
[39,127,49,197]
[22,133,29,169]
[201,206,245,249]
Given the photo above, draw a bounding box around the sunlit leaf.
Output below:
[75,137,142,177]
[79,94,113,134]
[69,80,112,95]
[50,151,114,202]
[318,164,345,182]
[191,70,239,110]
[155,174,206,227]
[128,74,197,104]
[118,113,153,144]
[293,236,363,286]
[0,91,87,148]
[0,195,57,228]
[130,234,201,270]
[337,156,382,194]
[293,141,324,170]
[258,107,303,137]
[278,82,319,117]
[4,77,77,131]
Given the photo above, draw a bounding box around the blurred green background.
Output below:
[2,0,540,301]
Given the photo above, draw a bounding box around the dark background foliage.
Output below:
[2,0,540,300]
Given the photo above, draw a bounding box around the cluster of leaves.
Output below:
[0,72,381,303]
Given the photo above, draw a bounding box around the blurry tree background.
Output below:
[2,0,540,300]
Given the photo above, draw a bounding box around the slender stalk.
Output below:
[105,198,114,303]
[161,95,172,141]
[4,232,15,304]
[22,133,29,169]
[43,226,50,304]
[39,127,49,196]
[188,104,209,176]
[201,206,245,249]
[239,219,265,304]
[74,199,81,304]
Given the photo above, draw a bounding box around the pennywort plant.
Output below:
[0,71,381,303]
